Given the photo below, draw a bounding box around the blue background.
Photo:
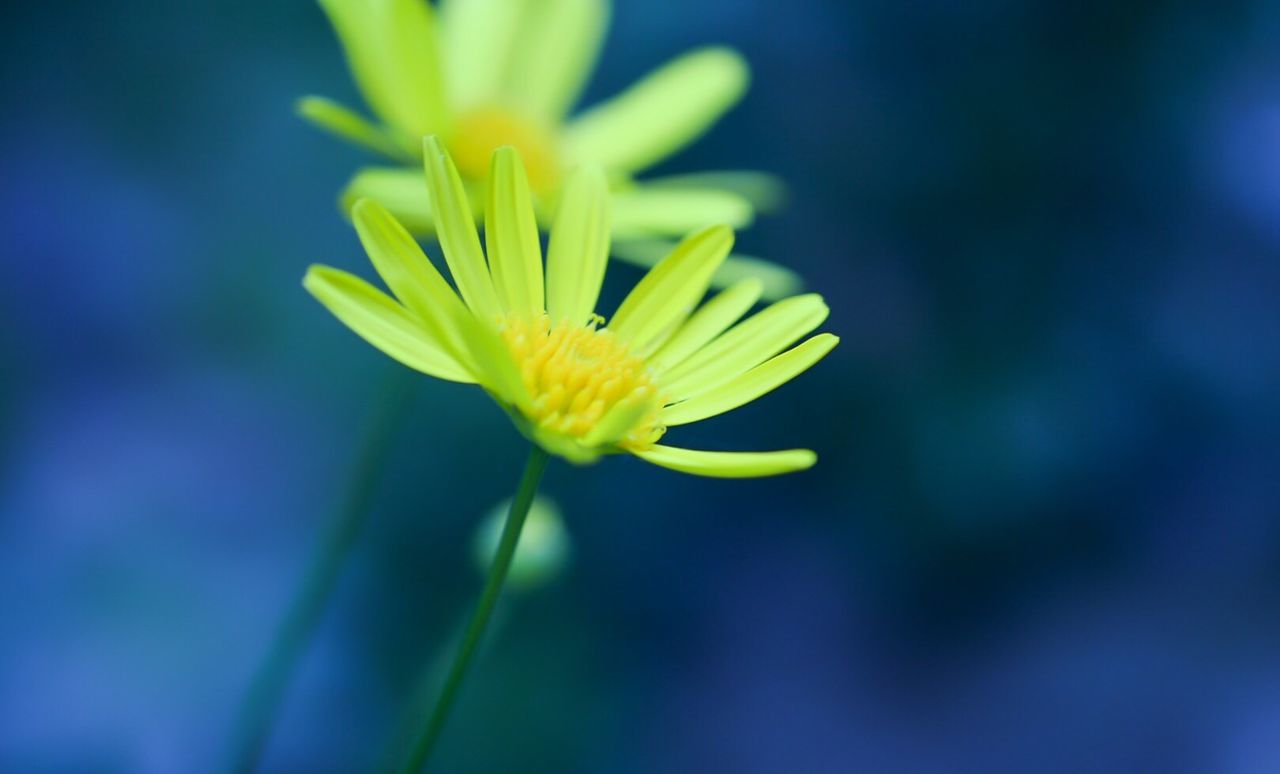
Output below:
[3,1,1280,771]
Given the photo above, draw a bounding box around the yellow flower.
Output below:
[304,140,836,477]
[300,0,800,298]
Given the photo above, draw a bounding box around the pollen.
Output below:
[500,314,666,449]
[450,107,560,193]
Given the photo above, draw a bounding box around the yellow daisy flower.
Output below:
[304,140,836,477]
[300,0,800,297]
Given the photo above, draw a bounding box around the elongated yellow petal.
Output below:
[640,170,788,213]
[648,278,762,372]
[318,0,449,137]
[608,239,803,301]
[485,147,544,317]
[350,198,473,368]
[662,294,829,401]
[458,315,531,411]
[663,334,838,426]
[303,265,474,383]
[703,252,804,300]
[580,393,652,447]
[503,0,609,120]
[609,225,733,353]
[633,445,817,478]
[562,47,748,173]
[610,187,754,238]
[439,0,523,108]
[296,96,411,160]
[341,167,434,234]
[422,136,503,321]
[546,164,611,324]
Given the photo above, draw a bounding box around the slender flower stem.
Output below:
[376,605,514,772]
[228,365,416,773]
[399,446,551,774]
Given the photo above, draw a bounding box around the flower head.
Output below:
[301,0,799,297]
[305,140,836,476]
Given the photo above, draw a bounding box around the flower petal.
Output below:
[633,444,817,478]
[318,0,449,137]
[562,47,748,173]
[609,225,733,353]
[439,0,524,108]
[503,0,610,120]
[350,197,474,368]
[546,164,611,325]
[303,265,474,383]
[662,333,838,426]
[648,278,763,372]
[701,252,804,300]
[639,170,788,213]
[661,293,829,401]
[458,317,531,411]
[422,136,503,321]
[485,147,545,318]
[581,392,653,448]
[296,96,412,160]
[610,187,754,238]
[341,167,434,234]
[609,239,803,301]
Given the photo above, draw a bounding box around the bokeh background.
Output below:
[4,0,1280,771]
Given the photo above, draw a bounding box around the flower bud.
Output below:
[472,495,571,592]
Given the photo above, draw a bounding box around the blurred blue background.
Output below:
[3,1,1280,771]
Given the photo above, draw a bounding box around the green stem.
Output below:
[399,445,551,774]
[228,364,416,773]
[376,605,512,772]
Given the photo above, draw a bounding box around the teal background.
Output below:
[3,1,1280,772]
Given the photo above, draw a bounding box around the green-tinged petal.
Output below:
[350,198,473,368]
[459,314,530,410]
[503,0,609,120]
[703,251,804,300]
[341,167,434,233]
[303,265,474,383]
[662,333,838,426]
[640,170,788,213]
[610,187,754,237]
[422,136,503,320]
[609,226,733,353]
[318,0,449,137]
[546,164,611,324]
[296,96,412,160]
[525,423,602,465]
[442,0,607,118]
[662,293,829,401]
[609,239,803,301]
[439,0,523,108]
[581,393,653,447]
[649,278,763,372]
[562,47,749,173]
[633,444,816,478]
[485,147,544,317]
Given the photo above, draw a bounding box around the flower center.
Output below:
[449,107,560,193]
[500,314,666,449]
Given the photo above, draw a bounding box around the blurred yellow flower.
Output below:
[305,140,835,476]
[300,0,800,297]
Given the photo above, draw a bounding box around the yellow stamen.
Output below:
[450,107,560,193]
[500,314,666,449]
